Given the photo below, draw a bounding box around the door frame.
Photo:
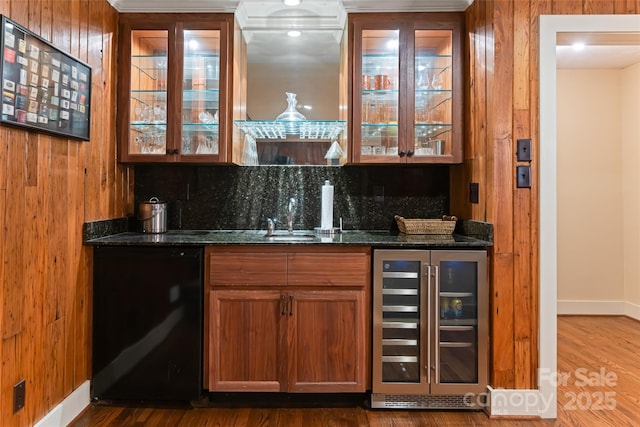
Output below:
[538,13,640,419]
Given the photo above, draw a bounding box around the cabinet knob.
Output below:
[399,150,406,157]
[407,150,414,157]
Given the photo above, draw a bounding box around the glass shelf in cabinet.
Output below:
[182,123,219,134]
[362,123,399,128]
[182,89,219,102]
[130,123,167,138]
[362,89,399,96]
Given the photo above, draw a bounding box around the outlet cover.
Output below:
[13,380,25,413]
[373,185,384,203]
[469,182,479,204]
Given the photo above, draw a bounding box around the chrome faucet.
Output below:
[287,197,297,233]
[266,217,276,236]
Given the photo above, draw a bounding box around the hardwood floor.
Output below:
[71,316,639,426]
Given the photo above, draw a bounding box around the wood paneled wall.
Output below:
[0,1,133,426]
[452,0,640,390]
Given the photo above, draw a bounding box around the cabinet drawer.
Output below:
[209,252,287,286]
[288,251,369,287]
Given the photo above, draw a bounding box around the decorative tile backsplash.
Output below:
[134,165,450,231]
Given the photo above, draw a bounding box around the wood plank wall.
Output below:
[452,0,640,390]
[0,1,133,426]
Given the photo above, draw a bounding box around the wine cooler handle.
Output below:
[433,265,440,382]
[426,264,432,382]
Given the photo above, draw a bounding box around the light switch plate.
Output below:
[517,138,532,162]
[517,166,531,188]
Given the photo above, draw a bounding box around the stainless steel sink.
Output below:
[264,231,317,242]
[165,230,211,236]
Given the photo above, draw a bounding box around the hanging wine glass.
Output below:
[431,72,444,90]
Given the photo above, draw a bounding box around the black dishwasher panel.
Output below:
[92,245,203,402]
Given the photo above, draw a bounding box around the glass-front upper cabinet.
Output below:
[182,30,221,157]
[118,15,232,163]
[349,13,463,164]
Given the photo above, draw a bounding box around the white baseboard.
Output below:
[624,301,640,321]
[557,300,625,315]
[487,386,555,418]
[34,380,90,427]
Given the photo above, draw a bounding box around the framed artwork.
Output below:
[0,15,91,141]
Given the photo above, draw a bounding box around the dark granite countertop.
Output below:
[84,229,492,248]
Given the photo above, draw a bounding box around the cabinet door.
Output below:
[351,19,403,164]
[118,15,232,163]
[430,250,487,395]
[209,290,287,392]
[410,16,463,164]
[287,290,366,392]
[177,22,231,163]
[122,26,173,161]
[349,13,463,165]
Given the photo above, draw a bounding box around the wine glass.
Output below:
[417,70,431,90]
[431,72,444,90]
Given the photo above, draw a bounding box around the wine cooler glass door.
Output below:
[431,250,487,394]
[373,250,429,394]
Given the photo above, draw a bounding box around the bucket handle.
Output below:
[138,197,163,221]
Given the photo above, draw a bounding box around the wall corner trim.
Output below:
[34,380,90,427]
[487,386,553,419]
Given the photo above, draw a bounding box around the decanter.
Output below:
[276,92,306,121]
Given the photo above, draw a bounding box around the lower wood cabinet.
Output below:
[205,246,371,393]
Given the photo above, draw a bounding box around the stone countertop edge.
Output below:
[83,219,493,248]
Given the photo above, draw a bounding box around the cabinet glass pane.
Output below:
[361,29,399,157]
[182,30,220,155]
[380,259,421,383]
[438,260,478,384]
[414,30,452,157]
[130,30,168,155]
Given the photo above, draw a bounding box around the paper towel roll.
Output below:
[321,180,334,230]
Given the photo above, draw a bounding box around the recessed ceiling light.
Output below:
[287,30,302,38]
[283,0,301,6]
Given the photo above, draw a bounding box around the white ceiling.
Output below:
[556,32,640,69]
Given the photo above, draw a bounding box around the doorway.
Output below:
[539,14,640,419]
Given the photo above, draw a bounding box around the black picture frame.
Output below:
[0,15,91,141]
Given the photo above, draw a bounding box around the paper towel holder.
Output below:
[314,217,342,236]
[314,226,340,236]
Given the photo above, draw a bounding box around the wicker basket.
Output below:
[395,215,457,235]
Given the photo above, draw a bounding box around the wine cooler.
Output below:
[372,249,488,409]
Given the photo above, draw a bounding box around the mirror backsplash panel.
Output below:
[134,165,450,231]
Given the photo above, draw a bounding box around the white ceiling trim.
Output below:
[108,0,241,13]
[341,0,473,12]
[108,0,473,14]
